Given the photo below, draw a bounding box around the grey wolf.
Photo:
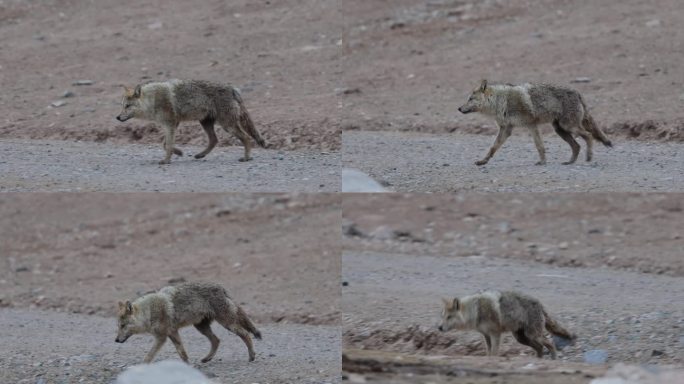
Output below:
[115,282,261,364]
[116,80,265,164]
[458,80,612,166]
[438,290,575,359]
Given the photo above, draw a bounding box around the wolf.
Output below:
[438,290,575,359]
[458,80,612,166]
[116,79,266,164]
[115,282,262,364]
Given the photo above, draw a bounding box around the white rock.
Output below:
[342,168,386,192]
[115,360,212,384]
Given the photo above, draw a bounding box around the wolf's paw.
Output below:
[475,160,488,166]
[562,160,576,165]
[194,153,206,159]
[200,357,213,363]
[239,156,253,162]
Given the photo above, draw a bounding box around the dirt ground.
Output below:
[342,193,684,383]
[0,139,339,192]
[0,193,341,383]
[343,131,683,192]
[0,0,341,192]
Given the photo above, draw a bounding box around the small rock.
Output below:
[15,266,29,272]
[342,281,349,287]
[62,91,75,98]
[584,349,608,364]
[558,241,569,249]
[552,335,573,350]
[147,21,163,30]
[571,77,592,83]
[72,80,94,86]
[51,100,67,108]
[651,349,665,357]
[167,277,186,285]
[645,19,661,28]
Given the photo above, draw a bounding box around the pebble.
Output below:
[51,100,67,108]
[72,80,94,86]
[584,349,608,364]
[571,77,592,83]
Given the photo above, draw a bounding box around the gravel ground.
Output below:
[342,251,684,367]
[0,309,341,384]
[0,139,340,192]
[343,131,683,192]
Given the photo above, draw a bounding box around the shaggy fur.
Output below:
[458,80,611,166]
[438,290,575,359]
[116,79,265,164]
[116,282,261,364]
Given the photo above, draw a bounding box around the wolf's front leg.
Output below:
[481,333,492,356]
[477,125,513,165]
[160,125,177,164]
[168,330,189,363]
[144,335,167,363]
[489,333,501,356]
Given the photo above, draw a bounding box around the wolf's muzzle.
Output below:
[115,115,129,122]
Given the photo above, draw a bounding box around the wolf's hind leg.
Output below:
[542,337,557,360]
[553,120,580,164]
[168,330,189,363]
[195,118,218,159]
[216,318,256,361]
[528,125,546,165]
[194,318,220,363]
[476,125,513,166]
[577,129,593,162]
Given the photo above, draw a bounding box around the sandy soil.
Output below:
[0,139,339,192]
[343,131,683,192]
[342,193,684,383]
[0,193,341,383]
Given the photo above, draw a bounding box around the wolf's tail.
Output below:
[543,308,576,341]
[579,95,612,147]
[233,88,266,148]
[237,306,262,340]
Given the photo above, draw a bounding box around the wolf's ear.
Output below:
[118,301,126,311]
[479,79,488,91]
[122,85,134,97]
[452,297,460,310]
[133,84,142,98]
[442,297,451,308]
[125,300,133,314]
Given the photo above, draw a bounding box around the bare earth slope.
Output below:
[0,0,341,150]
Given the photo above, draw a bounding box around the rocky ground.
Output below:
[343,131,683,192]
[342,193,684,383]
[0,193,341,383]
[0,139,339,192]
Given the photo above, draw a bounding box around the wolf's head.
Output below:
[458,79,491,114]
[116,85,144,122]
[115,300,143,343]
[437,297,467,332]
